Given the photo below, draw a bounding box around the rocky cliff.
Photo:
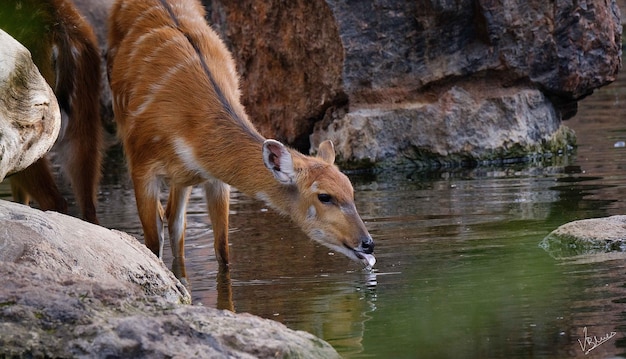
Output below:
[203,0,621,168]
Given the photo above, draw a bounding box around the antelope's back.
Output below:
[107,0,244,143]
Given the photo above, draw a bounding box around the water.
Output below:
[3,74,626,358]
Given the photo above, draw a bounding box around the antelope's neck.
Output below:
[197,134,297,215]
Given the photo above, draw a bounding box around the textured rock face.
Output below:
[201,0,621,166]
[204,0,346,149]
[311,80,573,166]
[0,30,60,180]
[0,201,340,358]
[327,0,620,105]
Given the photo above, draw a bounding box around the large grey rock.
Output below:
[0,200,189,302]
[311,83,575,167]
[0,200,340,358]
[0,29,60,180]
[540,215,626,259]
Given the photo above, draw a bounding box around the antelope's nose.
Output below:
[361,236,374,254]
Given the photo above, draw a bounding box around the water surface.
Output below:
[2,73,626,358]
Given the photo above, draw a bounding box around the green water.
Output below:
[2,72,626,359]
[216,165,626,358]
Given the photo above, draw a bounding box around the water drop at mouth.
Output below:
[362,253,376,270]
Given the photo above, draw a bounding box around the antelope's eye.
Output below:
[317,193,332,203]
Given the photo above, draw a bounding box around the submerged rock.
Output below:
[0,201,340,358]
[540,215,626,259]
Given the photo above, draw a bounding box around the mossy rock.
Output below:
[539,215,626,259]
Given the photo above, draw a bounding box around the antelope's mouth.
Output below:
[350,247,376,269]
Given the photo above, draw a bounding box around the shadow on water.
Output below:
[3,69,626,359]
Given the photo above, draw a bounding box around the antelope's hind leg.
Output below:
[58,129,102,224]
[204,179,230,268]
[10,157,68,214]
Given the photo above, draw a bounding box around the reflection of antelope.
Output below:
[107,0,375,275]
[3,0,103,223]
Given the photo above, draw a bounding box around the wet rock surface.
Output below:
[0,201,340,358]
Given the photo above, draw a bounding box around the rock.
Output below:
[202,0,620,165]
[619,0,626,23]
[540,215,626,259]
[311,0,620,166]
[0,200,189,302]
[0,201,340,358]
[203,0,346,150]
[311,80,575,167]
[0,29,60,181]
[333,0,620,104]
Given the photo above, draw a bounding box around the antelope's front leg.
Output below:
[165,184,192,280]
[204,179,230,268]
[131,172,165,258]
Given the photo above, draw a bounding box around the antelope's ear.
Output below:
[317,140,336,165]
[263,139,296,184]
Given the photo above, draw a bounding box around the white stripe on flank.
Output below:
[125,4,169,40]
[142,36,181,64]
[129,61,187,117]
[129,97,152,119]
[174,13,207,28]
[128,29,165,63]
[170,2,200,16]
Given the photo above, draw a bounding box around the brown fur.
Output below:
[9,0,103,224]
[108,0,373,274]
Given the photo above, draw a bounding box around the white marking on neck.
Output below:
[256,192,272,207]
[173,137,209,179]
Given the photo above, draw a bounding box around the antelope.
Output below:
[107,0,375,275]
[4,0,103,224]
